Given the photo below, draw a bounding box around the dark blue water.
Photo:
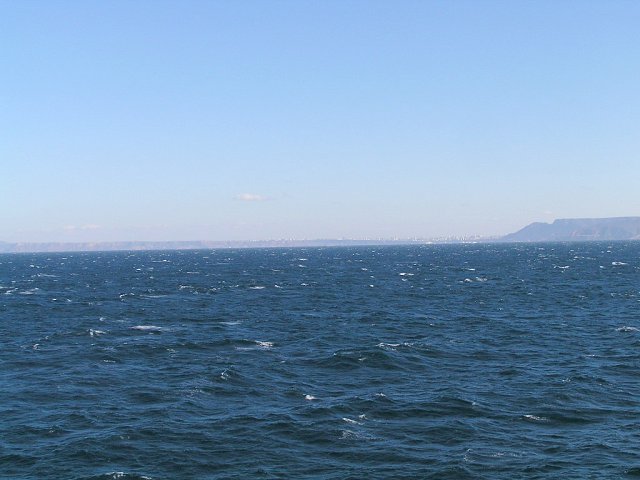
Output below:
[1,243,639,479]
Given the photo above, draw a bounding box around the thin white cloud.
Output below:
[235,193,268,202]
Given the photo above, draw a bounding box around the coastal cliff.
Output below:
[502,217,640,242]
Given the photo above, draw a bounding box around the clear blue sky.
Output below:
[2,0,639,242]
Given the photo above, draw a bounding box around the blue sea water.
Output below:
[1,243,639,479]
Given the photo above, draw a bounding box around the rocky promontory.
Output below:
[502,217,640,242]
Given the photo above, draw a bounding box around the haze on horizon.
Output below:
[2,1,639,244]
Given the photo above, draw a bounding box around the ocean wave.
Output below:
[522,414,549,422]
[130,325,164,332]
[80,473,153,480]
[616,326,639,332]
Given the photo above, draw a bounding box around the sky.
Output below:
[2,0,640,243]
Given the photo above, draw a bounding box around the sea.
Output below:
[1,242,639,479]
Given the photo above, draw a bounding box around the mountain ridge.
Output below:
[501,216,640,242]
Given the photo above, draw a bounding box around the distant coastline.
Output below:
[0,237,490,254]
[2,217,639,253]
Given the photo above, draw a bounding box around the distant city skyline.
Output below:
[2,1,639,243]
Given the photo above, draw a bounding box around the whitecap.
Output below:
[464,448,527,461]
[304,394,316,401]
[616,326,639,332]
[399,272,414,276]
[523,414,548,422]
[19,288,39,295]
[255,340,273,348]
[101,473,152,480]
[89,329,106,337]
[342,417,362,425]
[249,286,265,290]
[612,261,628,266]
[339,429,373,440]
[130,325,163,332]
